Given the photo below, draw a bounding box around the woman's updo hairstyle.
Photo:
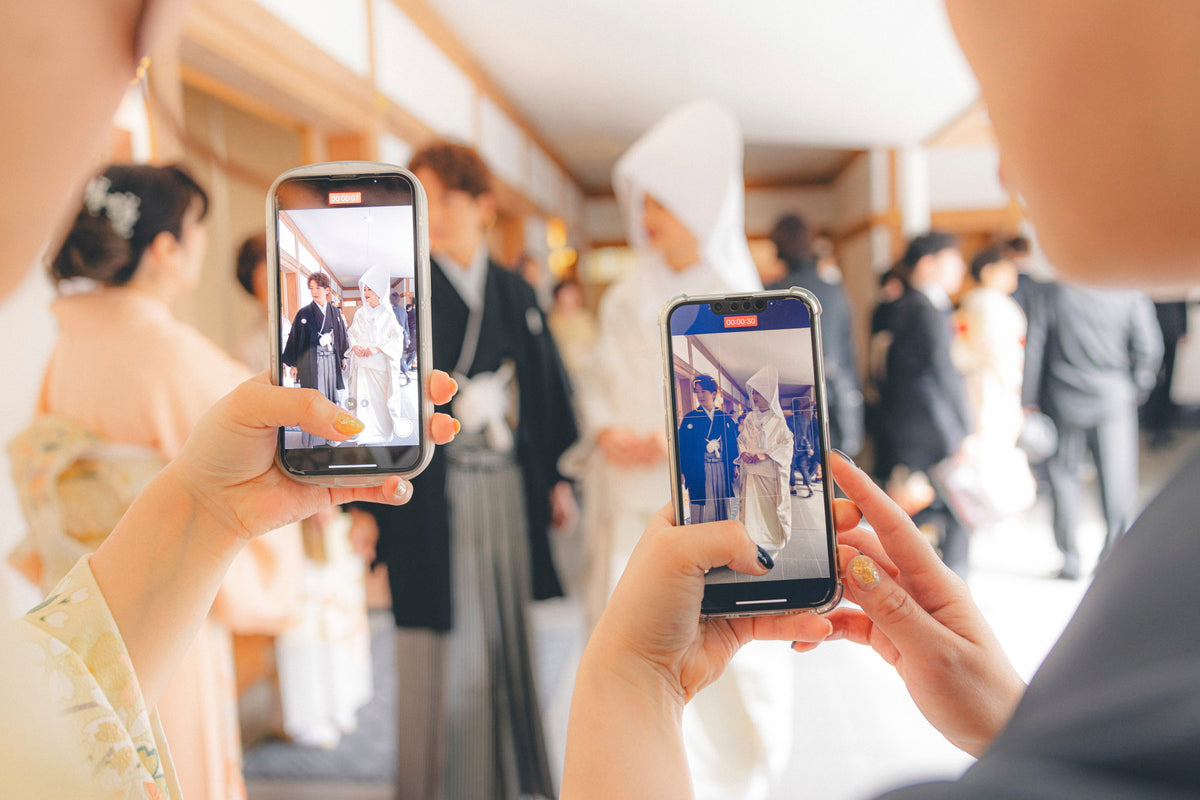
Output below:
[50,163,209,287]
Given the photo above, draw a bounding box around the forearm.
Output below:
[90,463,246,708]
[562,647,693,800]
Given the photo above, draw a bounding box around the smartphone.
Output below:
[661,289,841,616]
[268,162,433,486]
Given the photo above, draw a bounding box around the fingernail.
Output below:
[448,377,459,395]
[452,418,461,435]
[832,448,857,468]
[334,412,365,435]
[756,545,774,570]
[393,481,409,499]
[848,554,880,589]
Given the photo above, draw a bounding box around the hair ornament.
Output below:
[83,175,141,239]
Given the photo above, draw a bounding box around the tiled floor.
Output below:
[248,429,1200,800]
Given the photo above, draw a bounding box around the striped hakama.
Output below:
[394,432,554,800]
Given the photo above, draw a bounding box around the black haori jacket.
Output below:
[367,258,578,631]
[281,300,349,392]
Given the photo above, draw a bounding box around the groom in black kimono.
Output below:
[678,374,740,523]
[281,271,348,446]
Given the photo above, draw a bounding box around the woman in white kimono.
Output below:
[737,365,794,553]
[575,100,790,800]
[950,247,1037,523]
[345,265,409,445]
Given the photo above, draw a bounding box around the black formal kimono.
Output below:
[677,406,739,521]
[281,299,348,395]
[371,259,576,629]
[368,256,577,800]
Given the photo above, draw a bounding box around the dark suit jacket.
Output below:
[281,300,348,391]
[1022,282,1162,427]
[391,303,410,349]
[369,257,578,631]
[879,287,970,475]
[677,407,739,503]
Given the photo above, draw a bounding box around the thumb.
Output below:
[843,553,943,655]
[222,382,364,441]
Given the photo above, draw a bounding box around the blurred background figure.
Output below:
[1023,281,1162,579]
[876,231,973,575]
[232,232,286,374]
[866,264,908,481]
[10,163,304,800]
[575,99,789,800]
[547,276,597,385]
[389,289,414,385]
[1003,234,1040,318]
[357,140,576,800]
[1142,299,1189,448]
[767,212,864,457]
[950,246,1036,525]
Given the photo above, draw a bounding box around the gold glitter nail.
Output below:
[849,554,880,588]
[334,412,364,435]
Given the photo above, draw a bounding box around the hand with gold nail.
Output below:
[88,370,458,709]
[165,369,459,539]
[801,452,1027,757]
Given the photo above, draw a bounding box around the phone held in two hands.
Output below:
[268,162,434,487]
[661,290,842,617]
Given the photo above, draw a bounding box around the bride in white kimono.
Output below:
[574,100,791,800]
[345,265,409,445]
[738,365,794,554]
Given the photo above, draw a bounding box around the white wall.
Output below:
[479,96,529,192]
[254,0,372,77]
[372,0,475,142]
[744,186,836,238]
[928,143,1007,210]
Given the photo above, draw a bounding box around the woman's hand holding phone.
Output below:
[807,453,1027,757]
[563,452,1026,800]
[583,504,840,702]
[174,369,458,540]
[564,505,841,799]
[90,369,457,711]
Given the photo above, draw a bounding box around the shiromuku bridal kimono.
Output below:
[345,265,410,445]
[737,365,794,553]
[12,287,304,800]
[572,100,792,800]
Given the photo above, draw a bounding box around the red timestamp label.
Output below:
[723,314,758,328]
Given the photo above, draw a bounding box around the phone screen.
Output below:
[665,292,838,613]
[273,172,425,476]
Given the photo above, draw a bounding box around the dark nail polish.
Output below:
[756,545,774,570]
[832,448,857,467]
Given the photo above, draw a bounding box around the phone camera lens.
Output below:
[755,299,766,311]
[713,302,724,313]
